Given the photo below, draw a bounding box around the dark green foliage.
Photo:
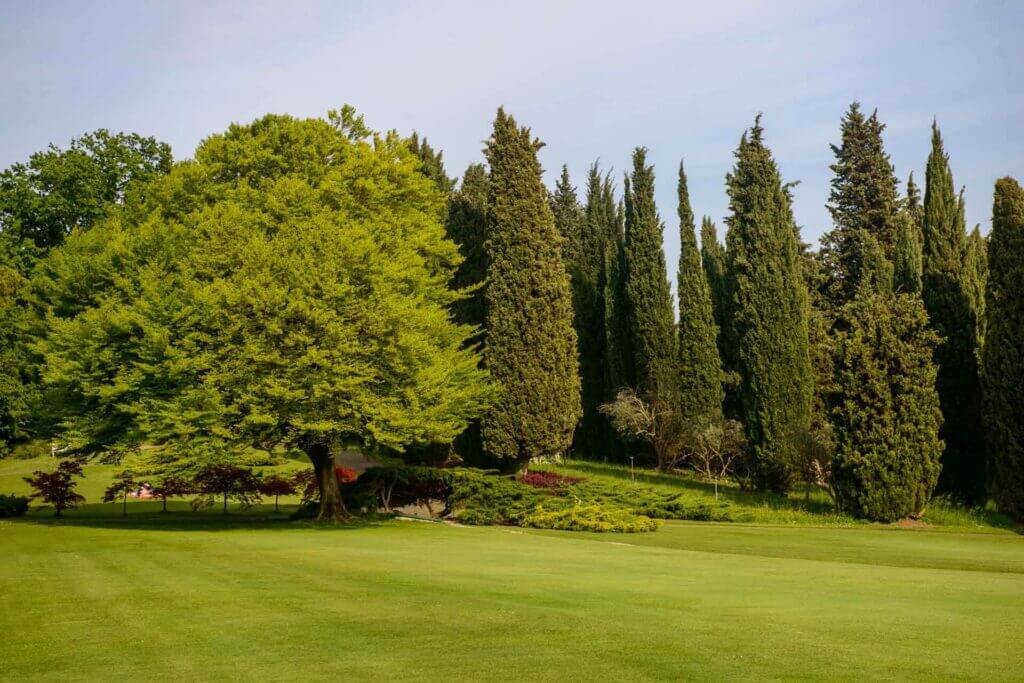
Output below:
[407,132,455,198]
[922,122,985,503]
[830,287,943,521]
[0,493,29,517]
[623,148,676,395]
[481,108,581,464]
[447,164,490,332]
[675,161,723,426]
[906,171,924,242]
[964,226,988,347]
[0,129,171,251]
[893,211,923,294]
[725,117,813,492]
[820,103,901,307]
[700,216,728,350]
[602,186,633,399]
[550,165,583,268]
[982,178,1024,520]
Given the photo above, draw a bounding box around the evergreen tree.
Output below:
[893,211,923,294]
[983,177,1024,519]
[922,122,985,503]
[407,132,455,197]
[551,165,584,270]
[820,103,901,307]
[623,148,676,395]
[675,161,723,426]
[700,216,728,354]
[602,181,632,402]
[725,117,813,492]
[830,286,943,522]
[446,164,490,333]
[906,171,924,241]
[481,108,581,466]
[964,225,988,347]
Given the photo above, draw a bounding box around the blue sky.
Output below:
[2,0,1021,278]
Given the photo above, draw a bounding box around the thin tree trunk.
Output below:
[306,441,348,522]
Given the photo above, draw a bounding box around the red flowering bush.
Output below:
[519,470,585,489]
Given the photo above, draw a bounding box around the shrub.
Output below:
[519,470,584,489]
[10,440,50,460]
[0,493,29,517]
[521,504,660,533]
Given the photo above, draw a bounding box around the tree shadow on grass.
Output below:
[554,460,840,516]
[12,503,385,533]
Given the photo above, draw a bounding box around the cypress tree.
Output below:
[551,165,584,270]
[700,216,728,353]
[922,122,985,502]
[983,177,1024,519]
[964,225,988,347]
[820,103,901,307]
[602,179,633,400]
[623,148,676,395]
[480,108,581,466]
[893,211,923,295]
[408,132,456,197]
[725,116,813,492]
[830,286,943,521]
[676,160,723,425]
[446,164,490,332]
[906,171,924,242]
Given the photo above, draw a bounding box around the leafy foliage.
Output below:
[23,458,85,515]
[102,470,137,515]
[0,493,29,517]
[191,464,262,513]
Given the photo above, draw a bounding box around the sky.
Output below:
[2,0,1022,280]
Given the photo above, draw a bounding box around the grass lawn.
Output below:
[2,509,1023,680]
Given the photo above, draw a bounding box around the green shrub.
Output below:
[448,470,547,525]
[0,493,30,517]
[521,504,660,533]
[10,440,50,460]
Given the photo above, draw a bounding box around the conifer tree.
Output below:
[964,225,988,347]
[983,177,1024,519]
[820,103,901,307]
[602,180,632,401]
[676,161,723,426]
[623,148,676,395]
[408,132,455,197]
[906,171,924,241]
[551,165,584,270]
[446,164,490,332]
[481,108,581,466]
[725,117,813,492]
[830,285,943,521]
[700,216,728,353]
[922,122,985,502]
[893,211,923,294]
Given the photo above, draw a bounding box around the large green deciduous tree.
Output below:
[982,177,1024,520]
[830,286,943,521]
[725,116,812,492]
[675,161,722,427]
[480,108,580,466]
[922,122,985,503]
[34,109,492,520]
[623,148,676,396]
[0,129,171,252]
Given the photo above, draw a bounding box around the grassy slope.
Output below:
[1,513,1023,680]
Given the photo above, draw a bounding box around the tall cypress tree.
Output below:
[551,165,584,270]
[447,164,490,333]
[623,148,676,395]
[602,178,632,401]
[830,285,943,521]
[922,122,985,502]
[893,211,923,295]
[906,171,924,242]
[820,103,901,308]
[964,225,988,347]
[725,117,813,492]
[983,177,1024,519]
[408,132,456,198]
[700,216,728,351]
[676,161,723,426]
[481,108,580,466]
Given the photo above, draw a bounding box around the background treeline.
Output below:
[0,103,1022,523]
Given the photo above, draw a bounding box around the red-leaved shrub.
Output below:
[519,470,584,489]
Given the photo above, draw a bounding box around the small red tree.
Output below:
[103,471,137,516]
[259,475,297,513]
[192,464,262,514]
[152,476,192,513]
[24,459,86,517]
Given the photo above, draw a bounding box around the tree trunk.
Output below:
[306,441,348,522]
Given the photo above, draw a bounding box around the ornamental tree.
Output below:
[34,108,492,521]
[23,458,85,516]
[259,475,297,514]
[192,464,262,515]
[152,475,191,513]
[103,470,138,516]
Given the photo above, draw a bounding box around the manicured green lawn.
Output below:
[2,509,1022,680]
